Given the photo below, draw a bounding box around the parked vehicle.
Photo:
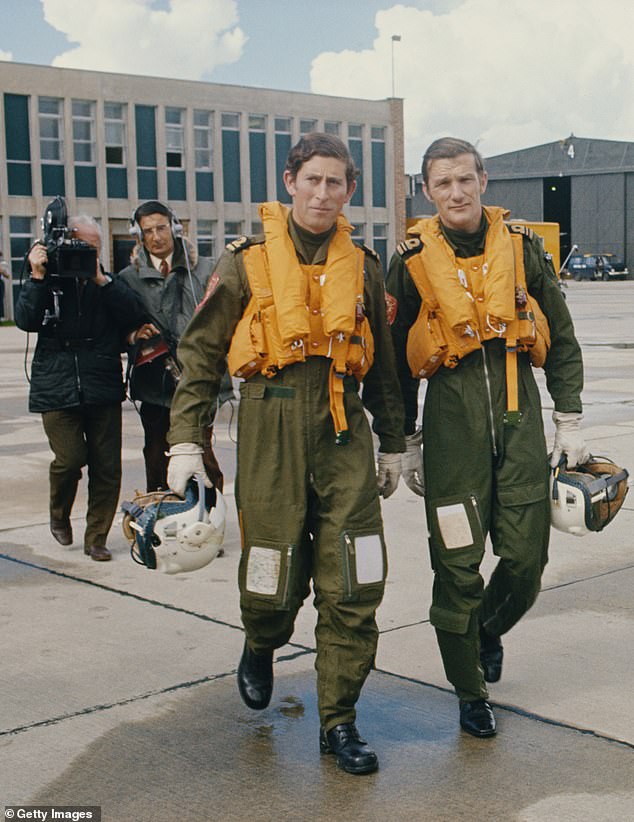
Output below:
[565,253,629,281]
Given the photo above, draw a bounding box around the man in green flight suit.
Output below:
[166,133,405,774]
[386,137,587,738]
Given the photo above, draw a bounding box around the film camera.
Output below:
[40,196,97,279]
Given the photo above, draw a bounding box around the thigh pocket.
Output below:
[339,530,387,604]
[430,494,485,556]
[239,540,295,610]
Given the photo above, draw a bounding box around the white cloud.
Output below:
[44,0,245,80]
[0,50,13,61]
[310,0,634,171]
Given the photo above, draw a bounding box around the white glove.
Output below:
[550,411,590,469]
[402,428,425,496]
[377,452,402,499]
[167,442,212,496]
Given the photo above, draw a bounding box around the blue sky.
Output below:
[1,0,424,91]
[1,0,632,171]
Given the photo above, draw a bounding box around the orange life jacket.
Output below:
[227,201,374,443]
[402,206,550,423]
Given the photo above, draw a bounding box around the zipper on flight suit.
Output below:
[480,346,498,458]
[280,544,294,606]
[342,533,355,600]
[469,494,484,536]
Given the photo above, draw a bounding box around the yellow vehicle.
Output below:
[509,220,560,274]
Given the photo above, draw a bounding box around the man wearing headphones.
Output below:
[119,201,216,492]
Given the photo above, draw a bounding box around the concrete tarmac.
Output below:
[1,281,633,822]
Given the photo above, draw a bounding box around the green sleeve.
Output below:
[385,251,422,435]
[168,250,248,445]
[361,253,406,453]
[524,235,583,413]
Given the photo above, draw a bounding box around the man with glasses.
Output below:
[119,200,217,492]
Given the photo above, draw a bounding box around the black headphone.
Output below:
[129,201,183,242]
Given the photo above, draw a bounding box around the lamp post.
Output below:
[391,34,401,97]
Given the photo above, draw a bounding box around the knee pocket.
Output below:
[239,539,298,611]
[337,530,387,605]
[428,492,485,571]
[429,604,471,635]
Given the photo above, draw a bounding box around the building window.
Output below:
[194,110,213,170]
[221,112,241,203]
[72,100,95,164]
[275,117,291,132]
[39,97,65,196]
[135,104,158,200]
[4,93,32,195]
[249,114,267,203]
[275,117,292,203]
[348,124,364,206]
[39,98,63,162]
[300,118,317,134]
[165,107,185,168]
[373,223,388,272]
[196,219,216,262]
[224,221,243,245]
[324,121,340,135]
[9,216,34,276]
[371,126,386,208]
[194,110,214,202]
[351,223,365,244]
[104,102,126,165]
[251,220,263,235]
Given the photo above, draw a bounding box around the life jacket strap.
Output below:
[329,359,351,445]
[504,348,522,425]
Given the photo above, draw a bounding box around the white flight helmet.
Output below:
[121,477,226,573]
[550,456,629,537]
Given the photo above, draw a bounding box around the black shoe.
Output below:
[320,723,379,774]
[84,545,112,561]
[50,518,73,546]
[460,699,497,737]
[237,640,273,710]
[480,625,504,683]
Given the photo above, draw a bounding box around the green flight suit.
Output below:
[169,211,405,730]
[386,217,583,701]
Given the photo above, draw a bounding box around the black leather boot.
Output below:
[459,699,497,737]
[237,640,273,710]
[320,723,378,774]
[479,624,504,683]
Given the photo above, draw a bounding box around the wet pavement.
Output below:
[1,281,633,821]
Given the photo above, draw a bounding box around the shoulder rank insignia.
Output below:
[507,223,535,240]
[225,234,265,253]
[396,237,423,258]
[352,241,380,262]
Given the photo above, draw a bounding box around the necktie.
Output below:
[160,259,169,277]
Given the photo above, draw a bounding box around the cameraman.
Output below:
[119,200,220,492]
[15,215,146,561]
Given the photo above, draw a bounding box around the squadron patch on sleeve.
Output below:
[196,270,221,312]
[385,291,398,326]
